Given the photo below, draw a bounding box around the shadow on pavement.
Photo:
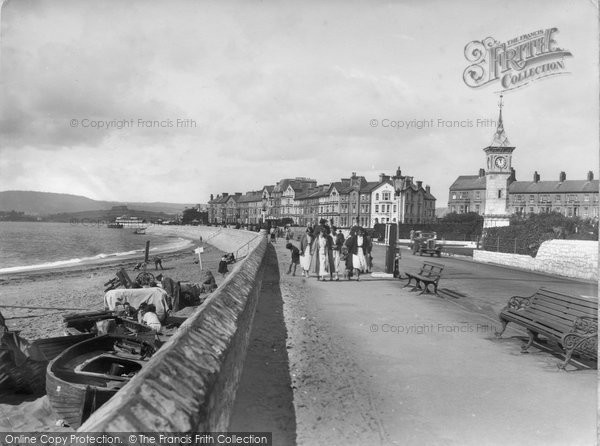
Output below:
[228,243,296,445]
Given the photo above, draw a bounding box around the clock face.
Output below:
[495,156,507,169]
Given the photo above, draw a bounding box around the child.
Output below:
[141,303,162,332]
[218,255,229,277]
[285,242,300,276]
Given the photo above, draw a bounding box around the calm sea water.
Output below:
[0,221,183,271]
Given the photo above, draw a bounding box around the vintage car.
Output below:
[411,231,442,257]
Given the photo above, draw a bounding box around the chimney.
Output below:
[235,192,242,197]
[210,194,214,201]
[509,167,516,182]
[587,171,594,181]
[379,173,390,182]
[426,185,430,193]
[222,192,229,197]
[559,171,566,182]
[533,171,540,183]
[351,172,357,178]
[416,180,423,189]
[478,168,485,177]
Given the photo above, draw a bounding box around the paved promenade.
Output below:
[234,238,597,445]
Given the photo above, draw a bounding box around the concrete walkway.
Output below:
[267,240,597,445]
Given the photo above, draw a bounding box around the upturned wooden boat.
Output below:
[46,334,155,428]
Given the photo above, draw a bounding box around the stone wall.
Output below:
[79,236,268,432]
[148,226,264,257]
[473,239,598,281]
[534,240,598,281]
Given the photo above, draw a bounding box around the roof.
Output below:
[449,175,487,191]
[370,180,394,192]
[509,180,599,194]
[236,192,263,203]
[423,190,436,200]
[359,181,380,193]
[210,195,230,204]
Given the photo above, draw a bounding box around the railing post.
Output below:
[497,236,500,252]
[514,238,517,254]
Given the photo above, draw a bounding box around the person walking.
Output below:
[312,227,335,281]
[299,227,314,277]
[346,228,368,280]
[331,226,345,281]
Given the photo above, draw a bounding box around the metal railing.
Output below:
[234,233,264,260]
[479,237,532,255]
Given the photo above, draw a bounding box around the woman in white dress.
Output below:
[299,228,314,277]
[350,228,368,280]
[315,231,328,280]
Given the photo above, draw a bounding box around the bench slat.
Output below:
[529,301,596,320]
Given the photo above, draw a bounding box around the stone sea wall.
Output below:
[147,225,264,257]
[473,239,598,281]
[79,233,268,432]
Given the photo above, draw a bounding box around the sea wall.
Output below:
[79,235,268,432]
[148,226,264,257]
[473,239,598,281]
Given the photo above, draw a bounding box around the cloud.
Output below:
[0,0,597,205]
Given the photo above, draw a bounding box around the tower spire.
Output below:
[490,93,511,147]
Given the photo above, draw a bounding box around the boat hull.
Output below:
[46,335,151,428]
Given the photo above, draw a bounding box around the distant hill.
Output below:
[0,191,198,215]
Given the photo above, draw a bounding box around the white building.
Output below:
[370,181,397,226]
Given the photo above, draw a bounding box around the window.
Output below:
[383,192,390,200]
[452,193,457,200]
[529,195,534,203]
[393,205,396,213]
[375,205,379,212]
[584,195,590,202]
[498,190,503,199]
[475,191,481,199]
[375,193,379,200]
[554,195,561,202]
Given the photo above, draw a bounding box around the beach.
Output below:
[0,238,227,431]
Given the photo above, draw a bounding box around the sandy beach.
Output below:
[0,239,227,431]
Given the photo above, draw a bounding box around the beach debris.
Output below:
[104,268,135,292]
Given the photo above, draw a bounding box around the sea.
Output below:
[0,221,190,273]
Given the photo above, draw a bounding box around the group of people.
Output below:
[116,301,162,333]
[286,219,373,281]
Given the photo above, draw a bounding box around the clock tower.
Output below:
[483,95,515,228]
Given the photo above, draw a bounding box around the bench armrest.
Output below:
[506,295,531,311]
[571,316,598,335]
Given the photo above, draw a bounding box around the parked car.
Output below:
[411,231,442,257]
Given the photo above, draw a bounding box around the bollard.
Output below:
[385,224,397,274]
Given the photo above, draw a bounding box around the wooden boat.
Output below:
[107,223,123,229]
[133,227,146,235]
[0,331,94,395]
[63,311,160,348]
[46,335,155,428]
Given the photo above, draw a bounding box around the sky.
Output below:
[1,0,598,206]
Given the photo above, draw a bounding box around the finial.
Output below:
[498,93,504,110]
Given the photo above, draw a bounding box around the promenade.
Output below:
[231,238,597,446]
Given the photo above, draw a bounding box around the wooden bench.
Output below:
[403,262,444,295]
[495,288,598,369]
